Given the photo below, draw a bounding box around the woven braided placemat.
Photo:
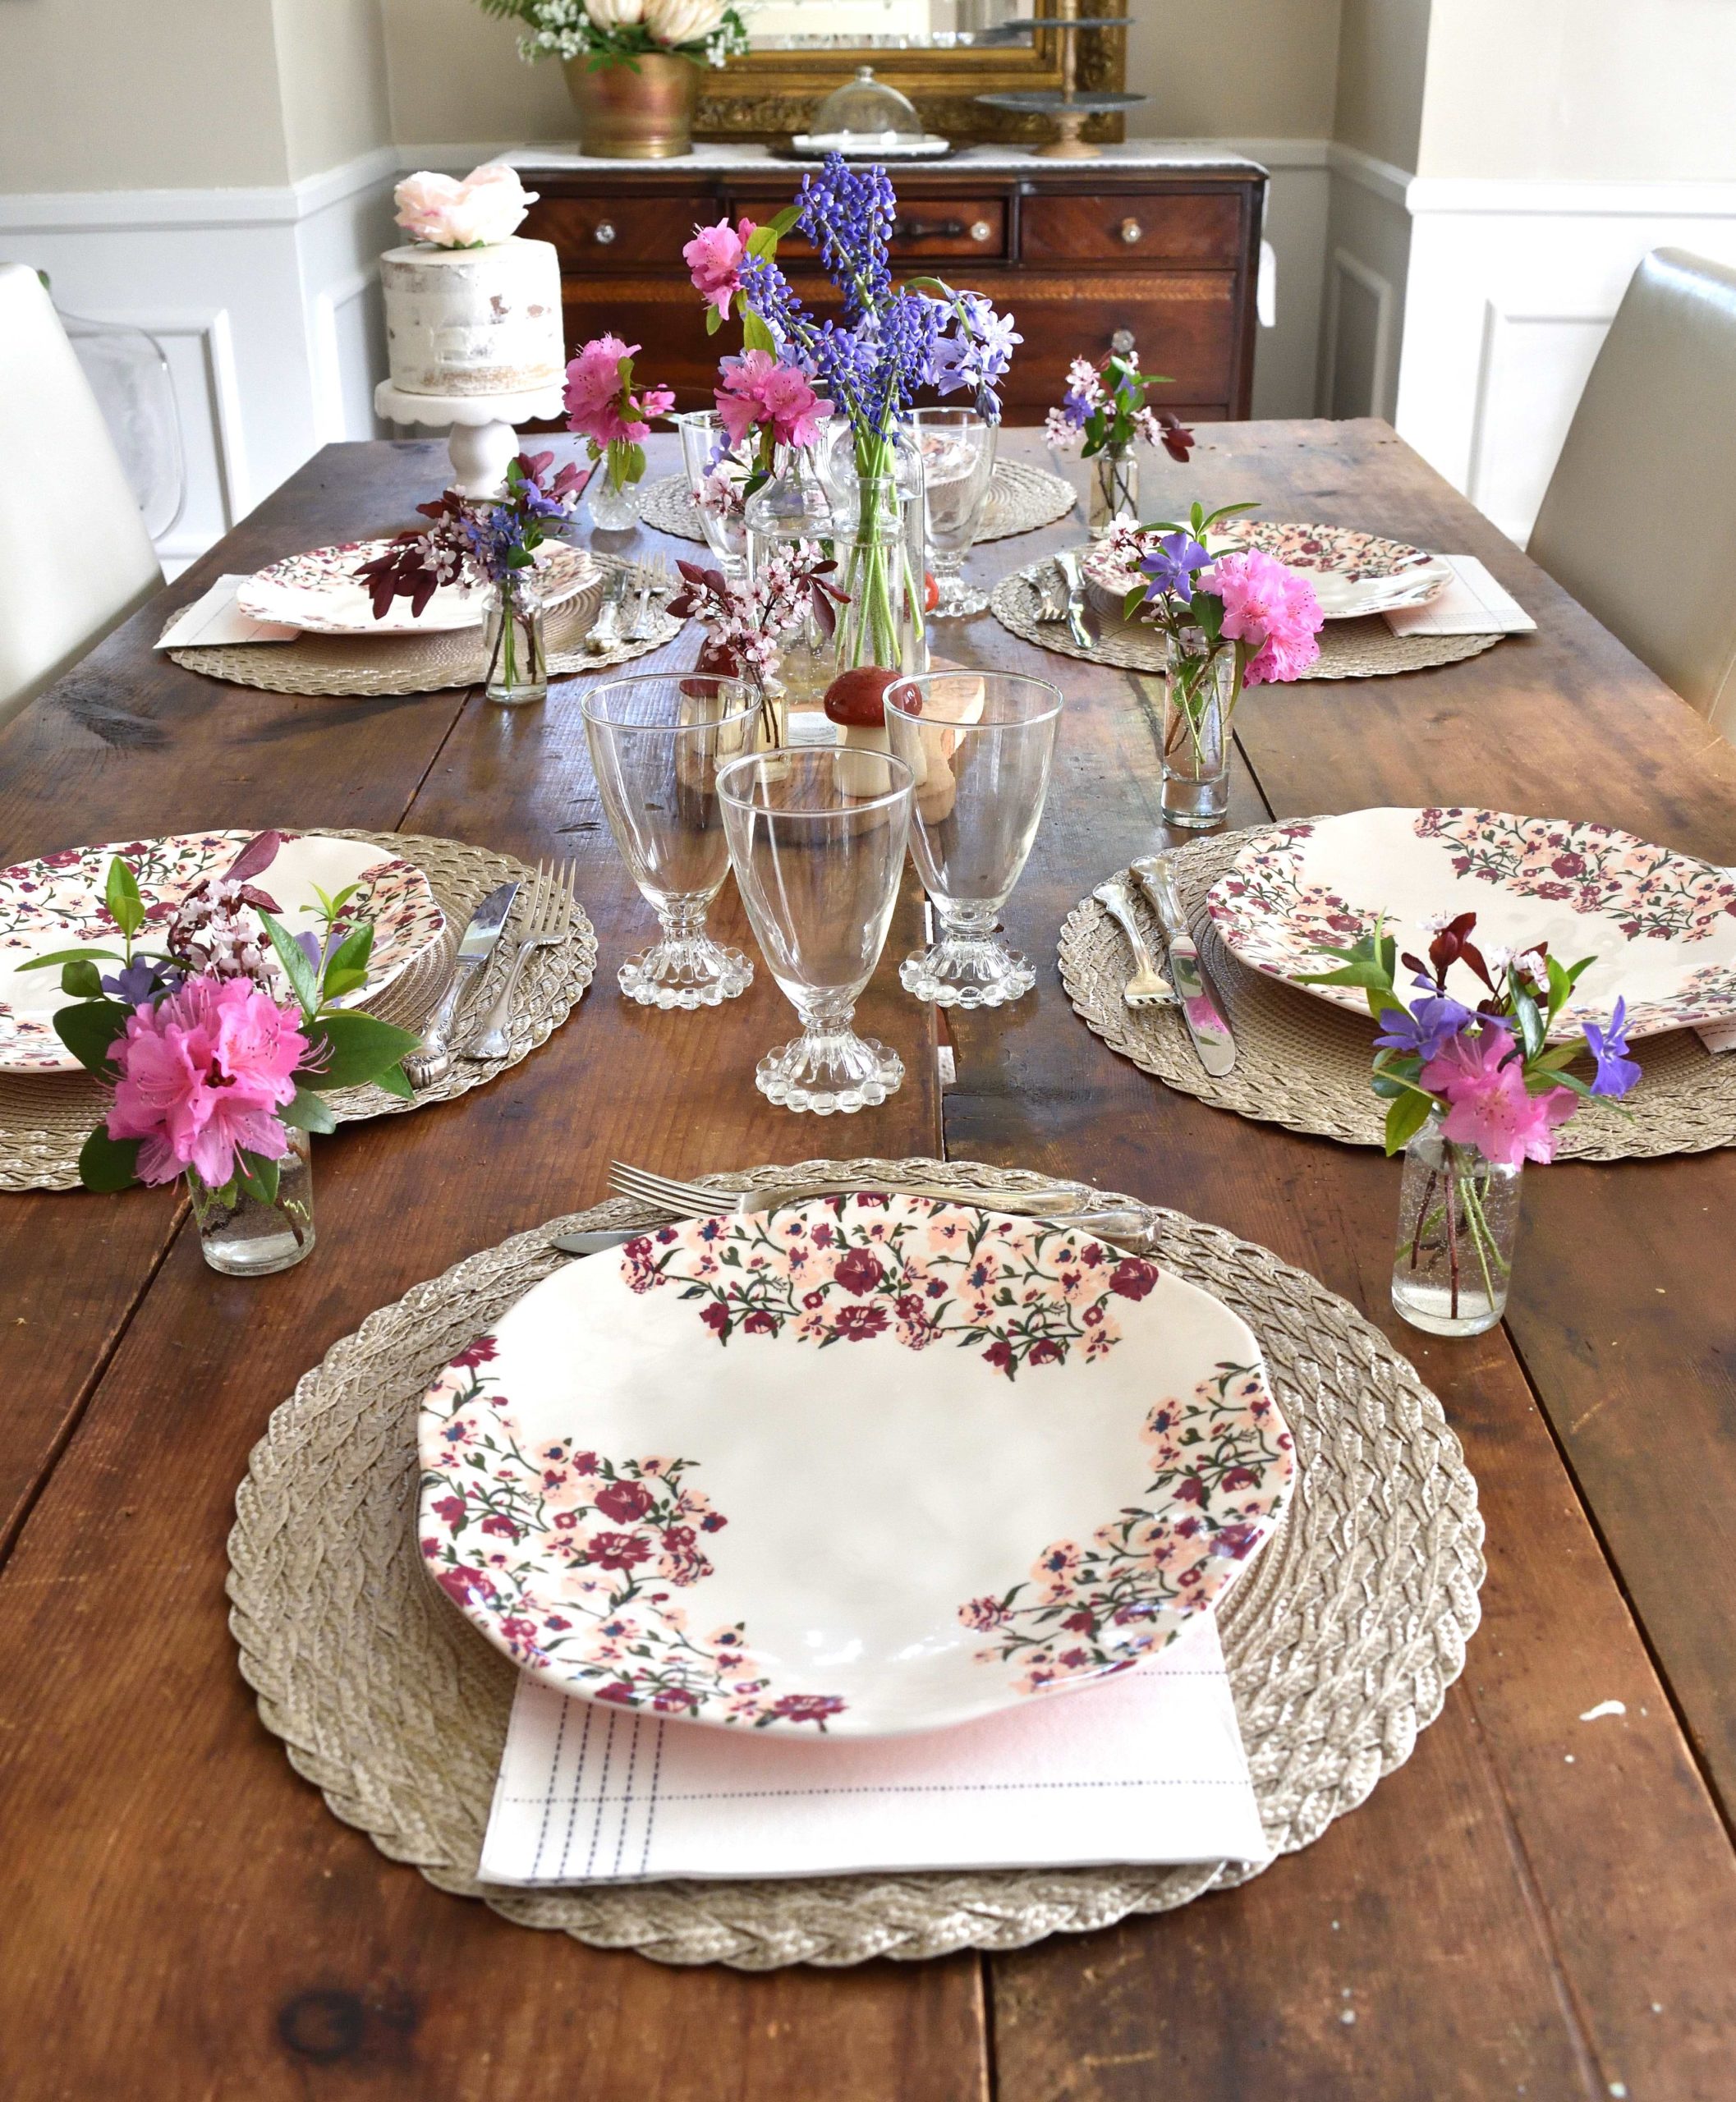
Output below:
[1060,827,1736,1159]
[0,829,596,1192]
[992,560,1507,682]
[637,457,1077,548]
[163,553,681,697]
[226,1154,1483,1971]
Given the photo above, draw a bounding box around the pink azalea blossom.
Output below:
[683,215,756,319]
[562,336,674,449]
[714,350,833,450]
[107,975,306,1188]
[1419,1025,1577,1167]
[1206,547,1325,684]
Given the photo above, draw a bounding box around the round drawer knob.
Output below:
[1110,328,1137,356]
[1118,217,1143,246]
[970,219,993,243]
[593,220,618,245]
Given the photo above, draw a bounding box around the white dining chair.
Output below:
[1528,248,1736,742]
[0,263,163,729]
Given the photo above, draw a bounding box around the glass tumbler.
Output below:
[717,747,915,1113]
[884,671,1062,1008]
[676,409,752,579]
[912,406,998,617]
[581,673,763,1008]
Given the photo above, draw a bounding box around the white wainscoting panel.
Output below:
[1316,145,1415,426]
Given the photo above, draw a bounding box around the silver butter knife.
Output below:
[550,1228,638,1256]
[1052,548,1098,652]
[1130,855,1237,1076]
[401,879,519,1090]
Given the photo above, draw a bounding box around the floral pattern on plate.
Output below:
[237,537,594,636]
[1082,520,1450,622]
[0,831,444,1071]
[420,1338,850,1728]
[1208,808,1736,1042]
[620,1195,1161,1379]
[961,1360,1291,1694]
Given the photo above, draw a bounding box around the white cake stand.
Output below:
[374,380,565,497]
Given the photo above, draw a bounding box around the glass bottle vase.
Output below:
[188,1126,315,1277]
[483,581,547,707]
[1160,627,1238,829]
[1390,1109,1522,1337]
[1088,441,1138,537]
[586,440,641,532]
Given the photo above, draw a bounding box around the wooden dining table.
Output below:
[1,422,1733,2100]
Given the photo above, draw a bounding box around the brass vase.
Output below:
[564,53,701,158]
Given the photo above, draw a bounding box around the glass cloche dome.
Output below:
[809,67,925,145]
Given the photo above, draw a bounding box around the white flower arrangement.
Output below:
[475,0,751,68]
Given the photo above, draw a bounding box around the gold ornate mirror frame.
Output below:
[696,21,1128,146]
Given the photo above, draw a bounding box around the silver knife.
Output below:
[1052,548,1097,652]
[550,1228,638,1256]
[401,879,520,1089]
[1130,854,1237,1076]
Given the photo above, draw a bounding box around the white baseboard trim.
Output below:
[1326,142,1415,210]
[1407,176,1736,219]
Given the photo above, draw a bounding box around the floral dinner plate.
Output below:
[236,539,595,636]
[1083,520,1452,622]
[0,831,444,1073]
[1207,807,1736,1042]
[418,1194,1294,1737]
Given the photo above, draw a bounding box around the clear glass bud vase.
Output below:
[1088,441,1138,536]
[586,440,641,532]
[830,474,925,683]
[1161,626,1238,829]
[188,1125,315,1277]
[483,580,547,707]
[1391,1108,1522,1337]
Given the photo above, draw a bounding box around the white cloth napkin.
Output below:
[1383,554,1536,636]
[154,574,297,648]
[1697,1018,1736,1053]
[478,1614,1269,1886]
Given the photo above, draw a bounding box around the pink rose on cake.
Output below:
[393,163,537,250]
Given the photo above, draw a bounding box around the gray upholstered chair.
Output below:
[0,264,163,728]
[1529,248,1736,742]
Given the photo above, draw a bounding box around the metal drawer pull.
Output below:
[593,220,617,245]
[892,217,967,241]
[1119,217,1143,246]
[970,219,993,242]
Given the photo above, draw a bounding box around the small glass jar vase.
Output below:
[1088,440,1138,537]
[483,579,547,708]
[586,441,641,533]
[1391,1109,1522,1337]
[188,1125,315,1277]
[829,474,925,682]
[1160,626,1238,829]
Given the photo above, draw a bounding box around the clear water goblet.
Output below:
[884,670,1062,1007]
[676,409,751,579]
[716,747,915,1113]
[912,407,998,617]
[581,672,763,1009]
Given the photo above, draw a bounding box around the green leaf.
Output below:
[53,998,130,1078]
[742,310,776,355]
[705,305,722,336]
[325,918,373,982]
[60,960,103,998]
[237,1148,280,1208]
[1384,1088,1435,1155]
[301,1009,421,1090]
[373,1061,414,1099]
[622,440,646,484]
[1544,952,1573,1026]
[16,945,125,971]
[279,1085,338,1135]
[1512,982,1546,1062]
[104,856,145,940]
[259,910,319,1018]
[765,204,801,239]
[319,967,369,1003]
[78,1127,140,1192]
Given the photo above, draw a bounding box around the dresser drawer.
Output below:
[728,192,1008,261]
[530,195,715,268]
[994,275,1239,415]
[1019,190,1245,268]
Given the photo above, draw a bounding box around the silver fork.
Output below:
[625,553,668,641]
[609,1159,1098,1221]
[1092,876,1173,1007]
[462,860,573,1062]
[585,570,631,654]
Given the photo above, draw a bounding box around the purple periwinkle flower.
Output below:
[1373,993,1477,1062]
[100,957,181,1007]
[1141,531,1212,606]
[1582,996,1641,1098]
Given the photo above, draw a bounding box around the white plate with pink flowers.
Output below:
[417,1192,1294,1738]
[1084,521,1453,622]
[1207,807,1736,1042]
[236,539,595,636]
[0,831,444,1072]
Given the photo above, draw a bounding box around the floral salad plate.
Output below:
[1083,521,1452,622]
[1208,807,1736,1042]
[237,539,595,635]
[418,1193,1294,1738]
[0,831,444,1072]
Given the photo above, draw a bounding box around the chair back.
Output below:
[1529,249,1736,741]
[0,263,163,727]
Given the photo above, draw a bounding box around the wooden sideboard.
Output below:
[518,154,1265,425]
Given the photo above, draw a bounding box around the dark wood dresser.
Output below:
[517,147,1265,425]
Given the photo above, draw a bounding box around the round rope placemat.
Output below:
[638,457,1077,548]
[227,1154,1482,1971]
[0,828,596,1192]
[992,561,1506,682]
[1060,828,1736,1159]
[163,554,682,697]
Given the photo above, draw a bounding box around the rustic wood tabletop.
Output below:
[1,424,1731,2101]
